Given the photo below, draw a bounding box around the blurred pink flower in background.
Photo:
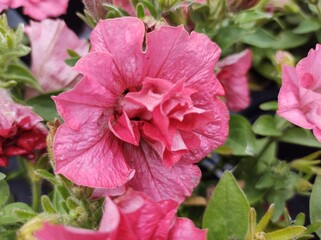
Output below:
[35,190,207,240]
[216,49,252,112]
[0,90,47,167]
[278,44,321,142]
[25,19,88,99]
[0,0,69,20]
[53,17,229,202]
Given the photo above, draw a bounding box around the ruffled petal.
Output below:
[277,65,314,129]
[182,98,229,163]
[144,26,223,109]
[53,77,115,130]
[124,141,201,202]
[168,218,207,240]
[90,18,145,87]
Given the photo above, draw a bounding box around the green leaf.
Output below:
[242,29,276,48]
[41,195,56,214]
[221,115,256,156]
[253,115,281,137]
[279,127,321,148]
[2,63,41,91]
[256,204,275,232]
[259,101,278,111]
[203,171,250,240]
[265,226,306,240]
[13,209,37,221]
[293,18,321,34]
[0,180,9,207]
[140,0,158,18]
[0,203,34,225]
[295,213,305,226]
[35,169,59,185]
[65,58,80,67]
[136,3,145,19]
[214,26,248,50]
[27,91,61,121]
[310,175,321,237]
[304,222,321,235]
[0,173,5,181]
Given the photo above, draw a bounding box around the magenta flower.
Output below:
[35,190,207,240]
[216,49,252,112]
[0,90,47,167]
[278,44,321,142]
[53,17,228,202]
[25,19,88,99]
[0,0,69,20]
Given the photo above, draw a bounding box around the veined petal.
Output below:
[54,124,134,188]
[90,18,145,87]
[125,141,201,202]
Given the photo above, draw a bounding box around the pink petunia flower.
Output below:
[216,49,252,112]
[25,19,88,99]
[0,0,69,21]
[278,44,321,142]
[35,190,207,240]
[53,17,228,202]
[0,89,47,167]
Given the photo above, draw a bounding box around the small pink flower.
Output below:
[216,49,252,112]
[0,0,69,20]
[25,19,88,99]
[53,17,228,202]
[0,90,47,166]
[35,190,207,240]
[278,44,321,142]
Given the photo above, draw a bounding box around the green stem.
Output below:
[25,161,41,211]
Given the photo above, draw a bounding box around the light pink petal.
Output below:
[168,218,207,240]
[25,19,88,98]
[144,26,223,109]
[22,0,68,20]
[90,18,145,87]
[53,77,114,131]
[35,223,109,240]
[54,124,134,188]
[313,127,321,142]
[296,44,321,91]
[277,65,314,129]
[217,49,252,111]
[124,141,201,202]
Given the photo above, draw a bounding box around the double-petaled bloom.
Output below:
[278,44,321,142]
[0,90,47,166]
[35,190,207,240]
[53,17,229,202]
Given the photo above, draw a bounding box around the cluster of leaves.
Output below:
[0,14,39,93]
[203,172,321,240]
[0,162,104,240]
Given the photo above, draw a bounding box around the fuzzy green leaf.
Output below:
[203,171,250,240]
